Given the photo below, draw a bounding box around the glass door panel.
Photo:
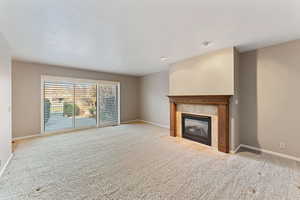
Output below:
[99,83,119,126]
[44,81,74,132]
[74,83,97,128]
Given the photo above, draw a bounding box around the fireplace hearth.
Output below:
[182,113,212,146]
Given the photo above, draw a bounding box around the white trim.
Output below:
[13,119,139,141]
[96,84,100,127]
[42,75,120,85]
[230,144,242,154]
[41,76,45,134]
[117,82,121,125]
[13,134,40,141]
[121,119,140,124]
[0,154,13,178]
[240,144,300,162]
[99,80,120,85]
[139,120,170,129]
[13,126,98,142]
[42,126,98,136]
[41,75,96,84]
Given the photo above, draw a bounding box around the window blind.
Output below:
[99,84,118,125]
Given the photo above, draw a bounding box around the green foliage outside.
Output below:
[64,103,80,117]
[89,107,97,118]
[44,98,51,123]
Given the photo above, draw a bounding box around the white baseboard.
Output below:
[139,119,170,129]
[13,121,145,141]
[13,134,41,141]
[14,120,163,141]
[0,153,13,178]
[230,144,242,154]
[13,126,99,141]
[240,144,300,162]
[121,119,140,124]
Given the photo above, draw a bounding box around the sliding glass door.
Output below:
[42,76,119,133]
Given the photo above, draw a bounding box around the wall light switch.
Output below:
[279,142,286,149]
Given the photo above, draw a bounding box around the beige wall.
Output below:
[139,71,169,128]
[12,61,140,138]
[0,34,12,174]
[169,48,235,95]
[240,39,300,158]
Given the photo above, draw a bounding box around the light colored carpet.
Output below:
[1,123,300,200]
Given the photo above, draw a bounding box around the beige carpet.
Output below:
[1,123,300,200]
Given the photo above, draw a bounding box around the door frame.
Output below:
[41,75,120,134]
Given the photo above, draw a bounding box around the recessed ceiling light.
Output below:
[160,57,168,62]
[202,41,212,47]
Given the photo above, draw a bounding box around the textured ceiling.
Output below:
[0,0,299,76]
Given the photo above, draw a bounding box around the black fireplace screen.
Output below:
[182,113,212,146]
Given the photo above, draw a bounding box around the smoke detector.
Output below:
[202,41,212,47]
[160,57,168,62]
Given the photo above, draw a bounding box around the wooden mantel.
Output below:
[168,95,231,153]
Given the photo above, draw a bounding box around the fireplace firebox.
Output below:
[182,113,212,146]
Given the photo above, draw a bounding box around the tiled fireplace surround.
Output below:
[168,95,231,153]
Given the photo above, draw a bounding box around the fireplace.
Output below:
[168,95,231,153]
[182,113,212,146]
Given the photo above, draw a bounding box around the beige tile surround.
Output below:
[176,104,218,149]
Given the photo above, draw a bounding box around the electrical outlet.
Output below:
[279,142,286,149]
